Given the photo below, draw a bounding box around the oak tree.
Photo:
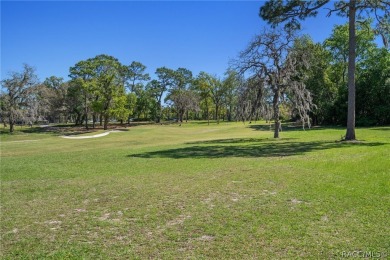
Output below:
[234,28,314,138]
[1,64,38,133]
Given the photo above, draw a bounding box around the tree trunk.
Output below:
[273,91,280,138]
[8,111,14,133]
[207,107,210,125]
[92,114,96,129]
[84,113,88,130]
[84,94,89,130]
[157,101,162,123]
[10,122,14,133]
[228,105,232,122]
[205,100,210,125]
[345,0,356,140]
[179,111,183,123]
[104,114,109,130]
[75,113,81,126]
[216,105,219,124]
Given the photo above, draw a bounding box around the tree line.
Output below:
[1,22,389,137]
[0,56,240,132]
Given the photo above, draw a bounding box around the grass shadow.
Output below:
[369,127,390,131]
[186,137,297,145]
[0,124,134,136]
[129,138,386,159]
[248,124,340,132]
[0,126,63,135]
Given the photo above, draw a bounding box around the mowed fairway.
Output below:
[1,122,389,259]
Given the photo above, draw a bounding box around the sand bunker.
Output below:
[61,130,122,139]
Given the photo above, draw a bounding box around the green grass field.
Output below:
[1,122,389,259]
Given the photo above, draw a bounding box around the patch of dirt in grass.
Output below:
[202,193,220,209]
[197,235,215,241]
[5,228,19,234]
[45,220,62,231]
[290,198,303,204]
[166,215,191,226]
[321,215,329,222]
[230,192,247,202]
[97,211,124,222]
[261,190,278,196]
[230,193,240,202]
[177,235,216,254]
[99,213,111,221]
[114,235,128,242]
[45,220,62,225]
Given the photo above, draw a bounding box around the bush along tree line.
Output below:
[1,21,389,137]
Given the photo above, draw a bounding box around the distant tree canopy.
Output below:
[1,18,388,134]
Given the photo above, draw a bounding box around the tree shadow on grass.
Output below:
[247,124,341,132]
[0,125,131,136]
[0,126,65,136]
[129,138,386,159]
[22,126,96,136]
[369,127,390,131]
[186,138,297,145]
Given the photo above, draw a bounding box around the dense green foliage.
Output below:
[309,23,390,126]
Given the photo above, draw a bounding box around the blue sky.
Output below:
[2,1,350,82]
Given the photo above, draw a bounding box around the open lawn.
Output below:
[1,122,389,259]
